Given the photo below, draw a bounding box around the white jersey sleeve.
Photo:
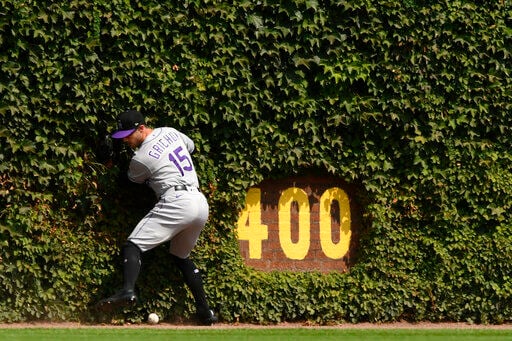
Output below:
[180,132,195,154]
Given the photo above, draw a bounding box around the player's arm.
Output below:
[127,159,151,184]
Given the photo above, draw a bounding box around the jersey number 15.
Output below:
[168,146,193,176]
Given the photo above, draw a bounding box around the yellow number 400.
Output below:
[237,187,352,260]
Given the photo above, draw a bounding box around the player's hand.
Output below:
[96,134,115,165]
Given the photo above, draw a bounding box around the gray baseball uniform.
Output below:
[126,127,209,258]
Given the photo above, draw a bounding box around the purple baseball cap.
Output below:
[111,110,145,139]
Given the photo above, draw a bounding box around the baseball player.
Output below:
[96,110,217,325]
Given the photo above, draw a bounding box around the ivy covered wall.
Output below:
[0,0,511,324]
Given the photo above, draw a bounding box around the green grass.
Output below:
[1,328,512,341]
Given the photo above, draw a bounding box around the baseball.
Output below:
[147,313,159,324]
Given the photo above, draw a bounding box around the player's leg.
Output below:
[169,193,216,324]
[170,254,217,325]
[121,240,142,292]
[96,241,141,309]
[96,203,167,311]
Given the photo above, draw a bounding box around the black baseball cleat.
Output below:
[196,309,218,326]
[95,289,138,312]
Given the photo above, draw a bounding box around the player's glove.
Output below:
[96,134,115,165]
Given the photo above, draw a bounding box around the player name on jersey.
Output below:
[148,131,181,159]
[236,175,362,272]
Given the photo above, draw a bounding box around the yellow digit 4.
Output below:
[236,188,268,259]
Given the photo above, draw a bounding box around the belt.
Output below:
[161,185,199,198]
[174,185,199,192]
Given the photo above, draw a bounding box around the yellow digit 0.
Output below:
[236,188,268,259]
[278,187,310,260]
[319,187,351,259]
